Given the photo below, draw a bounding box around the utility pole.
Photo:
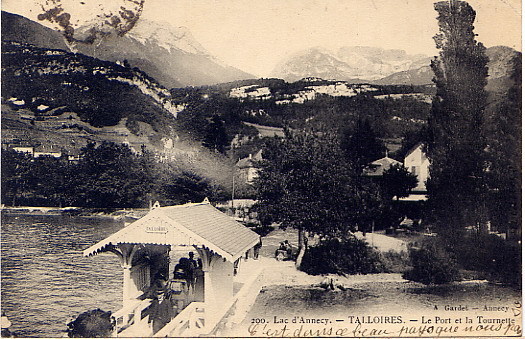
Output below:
[231,167,235,210]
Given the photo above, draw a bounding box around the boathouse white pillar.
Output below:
[203,256,234,332]
[122,265,132,306]
[203,268,215,330]
[203,256,218,332]
[112,244,139,308]
[196,247,219,332]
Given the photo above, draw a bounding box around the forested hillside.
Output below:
[2,41,180,133]
[170,78,434,159]
[1,41,235,198]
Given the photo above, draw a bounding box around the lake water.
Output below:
[1,213,125,337]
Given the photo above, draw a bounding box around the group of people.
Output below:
[172,252,202,291]
[144,252,204,334]
[146,273,176,334]
[275,240,293,260]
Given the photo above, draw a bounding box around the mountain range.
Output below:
[271,45,519,88]
[1,9,519,197]
[271,46,432,83]
[1,11,253,88]
[4,11,518,88]
[373,45,519,87]
[1,11,70,51]
[1,40,180,140]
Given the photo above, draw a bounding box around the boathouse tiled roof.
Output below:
[83,201,260,262]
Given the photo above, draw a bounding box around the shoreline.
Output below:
[1,206,149,220]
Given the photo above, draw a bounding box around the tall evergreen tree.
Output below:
[485,53,522,234]
[426,0,489,234]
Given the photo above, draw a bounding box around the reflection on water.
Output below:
[1,213,124,337]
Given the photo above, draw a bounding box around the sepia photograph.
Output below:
[0,0,522,337]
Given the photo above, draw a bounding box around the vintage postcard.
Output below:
[1,0,521,337]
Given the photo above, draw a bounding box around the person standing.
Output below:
[148,274,173,334]
[186,252,197,292]
[253,238,262,259]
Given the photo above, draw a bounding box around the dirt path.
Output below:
[241,256,405,288]
[354,231,408,253]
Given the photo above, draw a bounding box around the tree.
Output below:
[254,130,382,268]
[72,142,153,208]
[1,149,32,206]
[159,169,219,205]
[381,164,418,201]
[426,0,489,235]
[203,115,229,154]
[341,118,386,171]
[485,53,521,235]
[27,155,72,207]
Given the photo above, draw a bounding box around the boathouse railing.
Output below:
[112,298,153,336]
[210,266,264,335]
[154,302,205,337]
[154,265,265,337]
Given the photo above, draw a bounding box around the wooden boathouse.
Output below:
[83,200,262,337]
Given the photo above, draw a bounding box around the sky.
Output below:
[2,0,522,77]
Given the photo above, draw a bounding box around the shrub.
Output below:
[452,233,521,287]
[300,237,386,275]
[380,250,410,273]
[403,241,460,285]
[486,239,521,287]
[67,309,114,338]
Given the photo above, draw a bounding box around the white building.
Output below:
[236,150,263,184]
[12,146,34,156]
[400,142,429,201]
[403,142,429,192]
[365,143,430,201]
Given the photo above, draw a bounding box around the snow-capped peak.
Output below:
[127,19,209,55]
